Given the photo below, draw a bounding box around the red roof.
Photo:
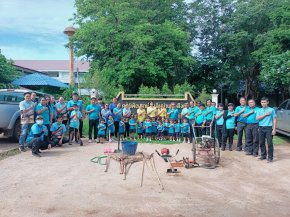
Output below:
[14,60,90,72]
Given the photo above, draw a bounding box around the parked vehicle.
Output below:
[276,99,290,137]
[0,89,47,141]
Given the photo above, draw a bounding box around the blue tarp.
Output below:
[13,73,68,88]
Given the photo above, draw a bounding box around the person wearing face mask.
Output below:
[50,116,69,146]
[25,116,53,157]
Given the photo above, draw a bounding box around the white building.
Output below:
[14,60,90,85]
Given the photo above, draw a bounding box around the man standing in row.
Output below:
[235,97,248,151]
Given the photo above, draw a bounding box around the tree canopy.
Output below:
[0,51,19,88]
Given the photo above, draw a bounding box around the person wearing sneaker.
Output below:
[50,116,69,146]
[181,118,190,143]
[243,99,259,157]
[86,97,101,143]
[25,116,53,157]
[107,115,115,141]
[69,104,83,145]
[19,92,35,152]
[97,119,106,144]
[256,97,277,163]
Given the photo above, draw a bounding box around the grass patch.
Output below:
[0,148,20,161]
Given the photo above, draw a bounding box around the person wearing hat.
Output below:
[25,115,53,157]
[67,92,84,138]
[223,103,236,151]
[86,97,101,143]
[50,115,69,146]
[69,103,83,145]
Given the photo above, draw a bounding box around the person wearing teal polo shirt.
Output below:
[67,92,84,138]
[36,97,52,135]
[194,103,206,137]
[205,99,216,136]
[86,97,101,143]
[215,103,225,148]
[234,97,249,151]
[188,101,196,139]
[243,99,259,156]
[167,103,179,121]
[256,97,277,163]
[224,103,236,151]
[113,103,123,137]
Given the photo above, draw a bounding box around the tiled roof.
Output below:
[13,73,69,88]
[14,60,90,72]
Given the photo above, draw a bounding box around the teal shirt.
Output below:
[69,110,82,128]
[98,123,106,135]
[195,110,206,125]
[119,121,125,133]
[113,107,122,122]
[168,108,179,120]
[144,121,152,133]
[205,106,216,121]
[129,119,137,130]
[235,105,249,123]
[50,122,66,136]
[181,122,190,134]
[67,100,83,111]
[107,120,115,133]
[215,110,224,126]
[256,107,276,127]
[226,110,236,129]
[168,123,175,134]
[245,107,259,124]
[35,104,51,125]
[137,123,143,134]
[188,107,195,120]
[26,124,48,142]
[175,123,181,133]
[86,104,101,120]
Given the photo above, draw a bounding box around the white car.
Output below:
[276,99,290,137]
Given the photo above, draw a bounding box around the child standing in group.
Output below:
[175,119,181,142]
[129,114,137,140]
[224,103,236,151]
[97,119,106,144]
[119,117,125,141]
[137,121,144,139]
[143,117,152,141]
[151,117,157,140]
[107,115,115,142]
[157,120,164,140]
[181,118,190,143]
[163,118,170,140]
[69,104,83,145]
[168,119,175,141]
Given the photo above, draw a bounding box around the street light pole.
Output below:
[64,26,76,87]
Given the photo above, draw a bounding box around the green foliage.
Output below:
[173,82,195,95]
[195,88,211,104]
[161,83,172,94]
[0,52,20,88]
[73,0,197,96]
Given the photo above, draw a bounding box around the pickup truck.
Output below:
[276,99,290,137]
[0,89,46,141]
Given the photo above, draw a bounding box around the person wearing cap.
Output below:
[19,92,35,152]
[50,115,69,146]
[67,92,84,138]
[69,103,83,145]
[243,99,259,156]
[223,103,236,151]
[234,97,249,151]
[86,97,101,143]
[25,115,53,157]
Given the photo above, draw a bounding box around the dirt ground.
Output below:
[0,139,290,217]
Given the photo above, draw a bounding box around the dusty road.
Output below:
[0,140,290,217]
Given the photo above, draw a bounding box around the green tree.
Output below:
[173,82,195,95]
[0,51,19,88]
[73,0,197,96]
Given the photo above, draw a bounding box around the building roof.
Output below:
[14,64,47,75]
[14,60,90,72]
[13,73,68,88]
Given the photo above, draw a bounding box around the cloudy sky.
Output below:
[0,0,75,60]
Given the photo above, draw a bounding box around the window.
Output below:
[279,100,288,110]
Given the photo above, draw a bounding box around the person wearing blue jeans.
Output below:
[18,92,35,152]
[256,97,277,163]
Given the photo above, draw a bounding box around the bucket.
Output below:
[121,140,138,155]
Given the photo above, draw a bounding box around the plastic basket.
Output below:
[121,140,138,155]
